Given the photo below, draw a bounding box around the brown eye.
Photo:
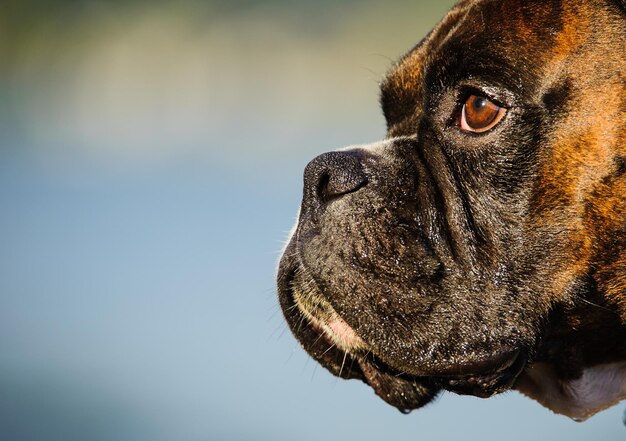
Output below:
[460,95,506,133]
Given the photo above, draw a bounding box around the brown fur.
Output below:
[277,0,626,419]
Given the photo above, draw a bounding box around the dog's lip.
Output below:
[355,354,437,413]
[436,349,527,397]
[305,321,440,412]
[430,348,522,377]
[278,259,439,411]
[277,258,363,381]
[278,251,525,405]
[284,262,524,380]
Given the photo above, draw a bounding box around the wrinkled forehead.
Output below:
[381,0,590,119]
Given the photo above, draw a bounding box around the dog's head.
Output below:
[277,0,626,417]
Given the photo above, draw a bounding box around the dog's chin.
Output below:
[277,258,527,412]
[277,260,439,412]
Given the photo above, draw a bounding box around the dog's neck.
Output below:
[515,275,626,421]
[540,274,626,373]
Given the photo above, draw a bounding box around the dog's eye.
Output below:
[460,95,506,133]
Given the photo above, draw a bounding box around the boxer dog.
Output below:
[277,0,626,420]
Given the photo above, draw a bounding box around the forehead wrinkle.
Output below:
[382,0,564,108]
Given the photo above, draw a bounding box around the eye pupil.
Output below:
[471,97,487,110]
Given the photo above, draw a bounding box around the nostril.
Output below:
[323,169,368,202]
[303,150,368,210]
[316,172,332,203]
[316,170,366,204]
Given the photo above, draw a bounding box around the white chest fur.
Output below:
[516,362,626,421]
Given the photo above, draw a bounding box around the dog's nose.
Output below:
[302,151,367,209]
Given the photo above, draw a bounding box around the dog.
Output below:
[277,0,626,421]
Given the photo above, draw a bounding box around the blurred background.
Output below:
[0,0,623,440]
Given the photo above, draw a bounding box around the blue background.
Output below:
[1,1,623,439]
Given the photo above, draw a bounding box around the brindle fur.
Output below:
[277,0,626,419]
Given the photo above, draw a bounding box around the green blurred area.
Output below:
[0,0,455,167]
[0,0,450,69]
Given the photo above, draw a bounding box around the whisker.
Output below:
[296,314,308,334]
[278,323,290,340]
[284,346,297,365]
[339,351,349,377]
[320,343,337,358]
[577,297,615,313]
[310,361,319,382]
[268,321,288,341]
[312,332,326,347]
[284,303,300,313]
[349,356,357,375]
